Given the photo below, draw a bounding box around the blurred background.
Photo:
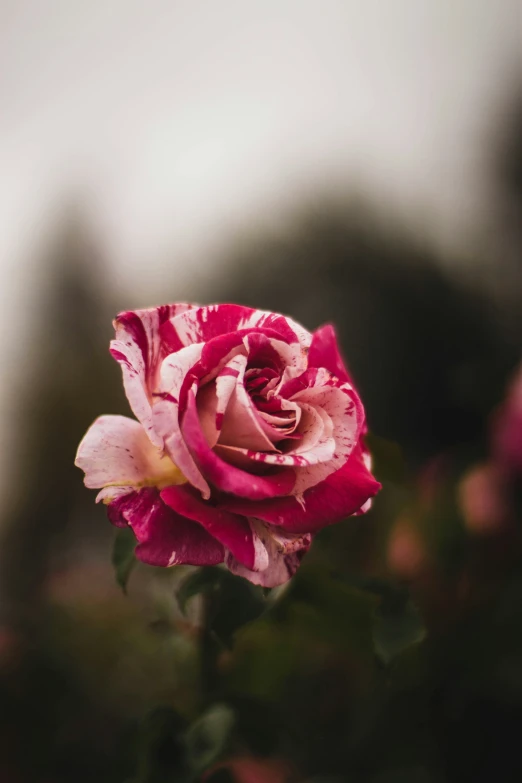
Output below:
[0,1,522,781]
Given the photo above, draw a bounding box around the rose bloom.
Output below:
[76,304,380,586]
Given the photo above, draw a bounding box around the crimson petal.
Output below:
[219,446,381,534]
[108,487,224,566]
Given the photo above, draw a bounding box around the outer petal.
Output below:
[75,415,184,496]
[308,323,353,384]
[109,488,224,566]
[219,446,381,533]
[225,519,311,587]
[110,304,194,448]
[181,388,296,499]
[160,304,311,354]
[161,484,262,570]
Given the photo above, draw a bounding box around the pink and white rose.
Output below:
[75,303,380,586]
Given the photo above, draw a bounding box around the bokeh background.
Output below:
[0,2,522,781]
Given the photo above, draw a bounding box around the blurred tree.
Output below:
[0,210,126,629]
[0,212,138,782]
[213,197,517,464]
[489,87,522,344]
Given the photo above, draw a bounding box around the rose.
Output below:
[76,303,380,586]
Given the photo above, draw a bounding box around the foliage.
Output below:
[112,527,138,593]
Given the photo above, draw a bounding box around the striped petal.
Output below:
[181,387,296,499]
[161,484,260,570]
[219,446,381,534]
[110,488,224,567]
[152,342,211,497]
[213,367,362,495]
[225,519,311,587]
[110,304,194,448]
[160,304,311,354]
[308,323,353,384]
[75,415,184,503]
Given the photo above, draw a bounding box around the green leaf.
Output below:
[177,567,221,616]
[131,704,235,782]
[373,597,426,665]
[111,527,137,593]
[227,569,379,702]
[185,703,235,776]
[339,571,404,600]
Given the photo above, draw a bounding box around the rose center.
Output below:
[243,367,302,446]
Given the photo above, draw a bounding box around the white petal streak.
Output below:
[110,304,194,449]
[153,343,210,497]
[225,519,309,587]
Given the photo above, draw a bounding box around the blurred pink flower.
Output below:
[493,363,522,475]
[459,463,510,534]
[456,364,522,536]
[204,755,294,783]
[388,516,427,578]
[76,304,379,586]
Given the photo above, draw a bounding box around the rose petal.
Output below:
[256,397,302,442]
[75,415,184,497]
[153,346,254,496]
[182,388,296,499]
[161,484,261,569]
[174,329,304,420]
[110,304,194,448]
[244,331,306,374]
[217,370,360,495]
[106,492,136,527]
[218,354,276,453]
[161,304,311,353]
[213,353,249,437]
[225,402,334,469]
[196,382,220,448]
[219,446,381,533]
[308,323,353,384]
[152,343,211,498]
[109,488,224,566]
[282,368,363,493]
[225,519,310,587]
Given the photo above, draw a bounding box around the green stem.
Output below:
[199,590,220,708]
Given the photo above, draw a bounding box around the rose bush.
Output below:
[76,303,380,586]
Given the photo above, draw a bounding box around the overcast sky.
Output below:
[0,0,520,490]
